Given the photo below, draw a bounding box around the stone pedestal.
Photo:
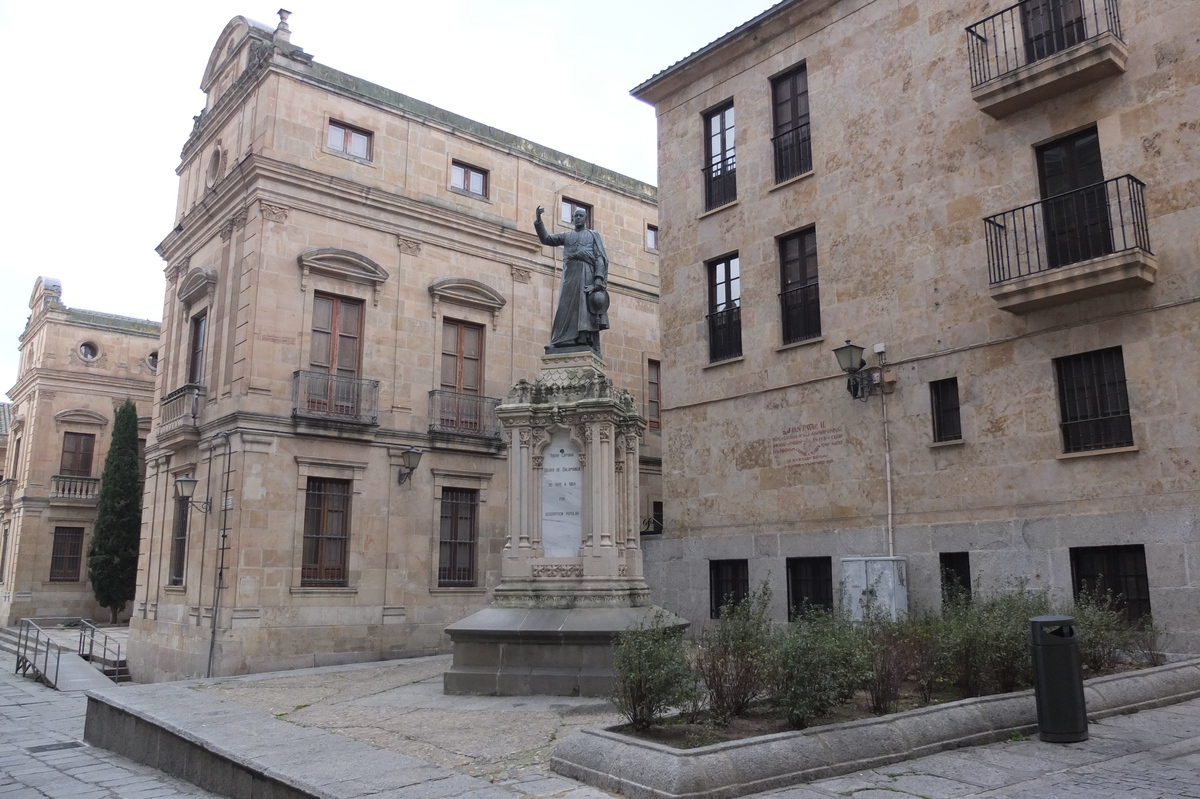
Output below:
[444,350,686,696]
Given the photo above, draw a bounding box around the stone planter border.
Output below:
[551,659,1200,799]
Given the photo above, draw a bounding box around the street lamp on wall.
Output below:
[174,475,211,513]
[832,340,877,401]
[397,448,423,486]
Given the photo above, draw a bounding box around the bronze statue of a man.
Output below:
[534,205,609,354]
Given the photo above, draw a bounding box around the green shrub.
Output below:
[1129,616,1168,667]
[696,583,773,725]
[1072,583,1131,673]
[940,580,1049,698]
[610,613,693,730]
[861,608,916,715]
[768,605,868,727]
[908,610,943,704]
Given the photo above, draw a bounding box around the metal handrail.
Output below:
[78,620,124,677]
[703,156,738,211]
[428,390,502,438]
[772,121,813,183]
[16,617,87,689]
[292,370,380,424]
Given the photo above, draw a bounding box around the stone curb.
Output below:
[83,680,512,799]
[550,658,1200,799]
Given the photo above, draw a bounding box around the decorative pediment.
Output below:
[178,266,217,307]
[54,409,108,427]
[200,16,274,103]
[297,248,390,306]
[428,278,507,329]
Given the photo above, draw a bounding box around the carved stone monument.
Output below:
[444,350,685,696]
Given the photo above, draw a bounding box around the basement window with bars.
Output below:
[709,559,749,619]
[786,556,833,619]
[50,527,84,582]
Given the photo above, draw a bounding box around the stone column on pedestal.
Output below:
[443,349,686,696]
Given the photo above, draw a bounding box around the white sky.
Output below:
[0,0,781,402]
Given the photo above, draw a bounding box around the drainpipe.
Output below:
[206,431,231,678]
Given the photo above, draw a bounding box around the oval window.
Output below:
[79,342,99,360]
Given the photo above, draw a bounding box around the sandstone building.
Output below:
[0,278,159,624]
[633,0,1200,649]
[130,14,660,681]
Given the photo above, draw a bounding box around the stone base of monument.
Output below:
[443,606,685,696]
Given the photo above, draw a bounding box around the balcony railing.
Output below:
[51,475,101,500]
[429,390,502,439]
[707,305,742,363]
[159,383,204,436]
[779,284,821,345]
[985,175,1150,285]
[703,156,737,212]
[967,0,1123,87]
[0,478,15,507]
[293,371,379,425]
[773,122,813,184]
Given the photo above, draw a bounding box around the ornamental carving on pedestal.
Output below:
[531,564,584,579]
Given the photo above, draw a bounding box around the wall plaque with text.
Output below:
[771,422,846,467]
[541,428,583,557]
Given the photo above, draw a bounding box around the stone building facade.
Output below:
[130,14,660,681]
[633,0,1200,649]
[0,278,159,624]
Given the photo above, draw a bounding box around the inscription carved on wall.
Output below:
[771,422,846,467]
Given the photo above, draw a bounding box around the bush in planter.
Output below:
[697,584,773,725]
[1071,583,1132,673]
[1129,615,1168,667]
[908,610,943,704]
[940,580,1049,697]
[610,613,694,730]
[861,608,916,715]
[768,605,868,728]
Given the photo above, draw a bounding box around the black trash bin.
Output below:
[1029,615,1087,742]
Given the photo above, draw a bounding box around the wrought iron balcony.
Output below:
[707,305,742,363]
[773,122,812,184]
[703,156,737,212]
[985,175,1156,313]
[159,384,204,436]
[51,475,101,501]
[779,284,821,345]
[967,0,1126,117]
[429,390,502,439]
[293,371,379,425]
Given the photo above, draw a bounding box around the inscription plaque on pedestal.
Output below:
[541,428,582,557]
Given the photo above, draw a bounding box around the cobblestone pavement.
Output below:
[0,664,222,799]
[765,697,1200,799]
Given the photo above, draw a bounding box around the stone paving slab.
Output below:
[75,653,1200,799]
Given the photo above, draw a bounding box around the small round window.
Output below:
[79,342,99,360]
[148,351,159,372]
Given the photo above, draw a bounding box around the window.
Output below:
[439,319,485,432]
[561,198,592,227]
[646,224,659,251]
[1070,544,1150,623]
[188,312,207,385]
[1037,127,1110,269]
[772,66,812,182]
[651,501,664,535]
[451,161,488,198]
[59,433,95,477]
[0,526,9,582]
[1022,0,1086,63]
[930,378,962,443]
[302,478,350,586]
[438,488,478,587]
[939,551,971,603]
[707,254,742,362]
[137,438,147,480]
[78,341,99,361]
[647,360,661,430]
[704,103,737,211]
[779,228,820,344]
[168,497,188,586]
[709,559,749,619]
[786,557,833,619]
[11,436,21,481]
[49,527,84,582]
[308,295,363,415]
[148,351,159,372]
[327,121,372,160]
[1054,347,1133,453]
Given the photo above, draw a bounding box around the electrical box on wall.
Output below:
[841,556,908,620]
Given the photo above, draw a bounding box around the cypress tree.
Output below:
[88,398,143,623]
